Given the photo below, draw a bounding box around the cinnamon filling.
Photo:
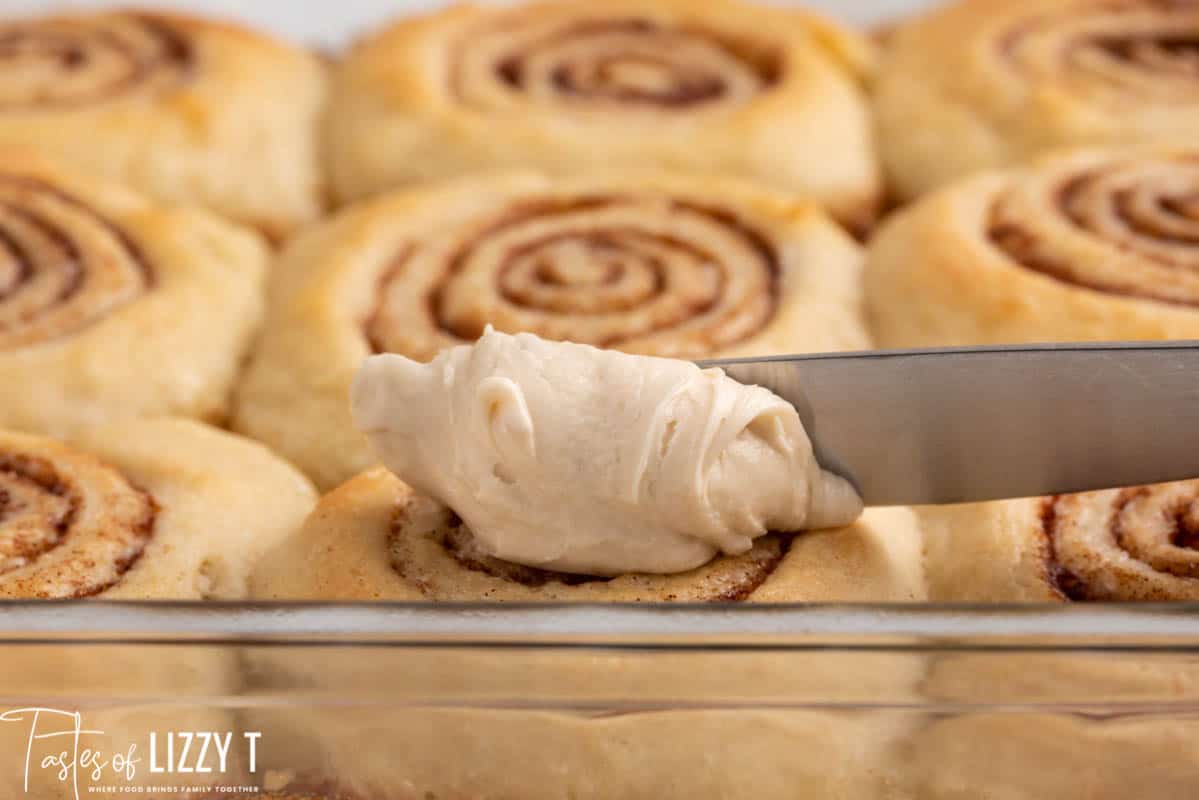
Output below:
[0,174,152,349]
[0,447,155,598]
[440,512,608,588]
[986,162,1199,306]
[387,500,790,602]
[1039,496,1081,601]
[996,2,1199,93]
[0,13,191,109]
[1171,507,1199,550]
[1091,33,1199,77]
[365,196,779,360]
[456,16,780,110]
[0,453,76,573]
[1112,487,1199,578]
[1042,484,1199,601]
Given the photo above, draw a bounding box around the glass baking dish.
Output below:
[0,602,1196,799]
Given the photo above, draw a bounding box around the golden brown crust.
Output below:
[876,0,1199,199]
[234,170,869,490]
[0,8,326,234]
[865,147,1199,348]
[0,418,316,600]
[325,0,878,226]
[249,467,924,603]
[0,153,269,435]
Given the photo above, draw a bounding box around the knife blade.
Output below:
[701,342,1199,507]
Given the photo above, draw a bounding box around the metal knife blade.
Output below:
[701,342,1199,507]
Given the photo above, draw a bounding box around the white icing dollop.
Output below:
[351,328,862,576]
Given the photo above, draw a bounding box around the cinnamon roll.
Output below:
[0,9,325,236]
[325,0,879,231]
[247,462,923,796]
[0,155,268,435]
[234,170,870,490]
[0,418,315,599]
[914,466,1199,796]
[922,480,1199,601]
[0,419,313,799]
[865,147,1199,348]
[875,0,1199,199]
[249,467,923,602]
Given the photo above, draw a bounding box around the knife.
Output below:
[701,341,1199,506]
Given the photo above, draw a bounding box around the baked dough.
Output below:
[0,154,269,435]
[865,147,1199,348]
[907,714,1199,800]
[0,419,315,799]
[234,170,870,490]
[247,470,924,796]
[0,9,326,236]
[875,0,1199,199]
[243,708,916,800]
[0,418,316,599]
[922,480,1199,602]
[325,0,879,231]
[246,450,923,799]
[250,467,923,603]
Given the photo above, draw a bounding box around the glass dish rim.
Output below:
[0,601,1198,649]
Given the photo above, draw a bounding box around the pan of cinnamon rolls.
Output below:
[1,0,1199,797]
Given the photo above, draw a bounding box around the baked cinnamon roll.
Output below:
[247,462,923,797]
[0,9,325,236]
[250,467,922,603]
[876,0,1199,199]
[0,155,268,435]
[923,480,1199,602]
[325,0,879,231]
[234,170,870,490]
[865,147,1199,347]
[0,420,313,799]
[0,418,315,599]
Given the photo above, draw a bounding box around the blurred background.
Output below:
[7,1,937,46]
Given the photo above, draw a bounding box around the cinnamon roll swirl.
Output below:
[865,147,1199,347]
[250,467,923,602]
[325,0,879,231]
[0,9,325,236]
[0,418,314,599]
[234,170,869,490]
[922,480,1199,601]
[876,0,1199,199]
[0,155,268,435]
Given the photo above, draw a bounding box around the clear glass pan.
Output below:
[0,602,1197,798]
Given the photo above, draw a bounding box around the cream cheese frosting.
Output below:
[351,328,862,576]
